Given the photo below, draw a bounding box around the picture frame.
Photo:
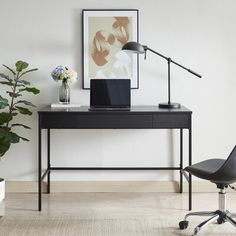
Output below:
[82,9,139,89]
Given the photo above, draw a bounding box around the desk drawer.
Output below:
[40,113,153,129]
[153,113,190,128]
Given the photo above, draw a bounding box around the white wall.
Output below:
[0,0,235,181]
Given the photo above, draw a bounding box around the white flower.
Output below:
[51,66,78,83]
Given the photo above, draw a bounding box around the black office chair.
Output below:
[179,145,236,235]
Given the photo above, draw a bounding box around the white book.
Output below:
[51,103,81,108]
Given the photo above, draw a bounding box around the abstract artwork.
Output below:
[82,9,139,89]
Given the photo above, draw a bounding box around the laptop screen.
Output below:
[90,79,131,108]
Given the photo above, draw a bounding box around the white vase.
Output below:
[0,178,5,202]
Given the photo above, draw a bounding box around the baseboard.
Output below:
[5,181,236,193]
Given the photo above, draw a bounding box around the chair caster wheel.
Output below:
[217,218,225,224]
[179,220,189,229]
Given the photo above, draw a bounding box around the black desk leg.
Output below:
[47,129,51,194]
[180,129,183,193]
[189,120,192,211]
[38,117,42,211]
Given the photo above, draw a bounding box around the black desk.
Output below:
[38,105,192,211]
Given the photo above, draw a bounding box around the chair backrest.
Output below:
[211,145,236,184]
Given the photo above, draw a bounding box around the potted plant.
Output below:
[0,60,39,203]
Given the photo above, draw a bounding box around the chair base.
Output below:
[179,210,236,235]
[179,189,236,235]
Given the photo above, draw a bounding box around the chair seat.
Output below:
[185,159,225,181]
[180,146,236,235]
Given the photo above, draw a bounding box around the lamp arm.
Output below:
[146,46,169,61]
[146,47,202,78]
[171,60,202,78]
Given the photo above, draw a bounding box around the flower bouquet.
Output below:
[51,66,77,104]
[51,66,77,83]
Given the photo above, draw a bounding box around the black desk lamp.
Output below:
[122,41,202,109]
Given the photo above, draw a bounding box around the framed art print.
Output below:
[82,9,139,89]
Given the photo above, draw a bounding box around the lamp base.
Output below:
[159,102,181,109]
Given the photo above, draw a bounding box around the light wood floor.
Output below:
[0,192,236,235]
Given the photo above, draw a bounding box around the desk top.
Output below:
[38,105,192,114]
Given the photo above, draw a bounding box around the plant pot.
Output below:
[0,178,5,202]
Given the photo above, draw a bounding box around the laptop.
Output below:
[89,79,131,111]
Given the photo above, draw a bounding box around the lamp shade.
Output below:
[122,41,145,54]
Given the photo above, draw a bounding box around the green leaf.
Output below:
[0,96,9,109]
[0,73,12,81]
[1,80,25,87]
[15,61,29,72]
[15,100,36,107]
[0,128,21,157]
[6,91,22,98]
[11,123,31,129]
[4,132,20,143]
[19,136,29,142]
[0,128,20,144]
[7,132,20,143]
[19,87,40,94]
[16,84,25,87]
[0,127,7,138]
[2,64,16,76]
[18,80,31,86]
[19,68,38,78]
[0,81,14,86]
[0,112,12,125]
[15,106,32,115]
[0,138,11,157]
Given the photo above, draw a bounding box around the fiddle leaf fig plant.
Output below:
[0,61,40,157]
